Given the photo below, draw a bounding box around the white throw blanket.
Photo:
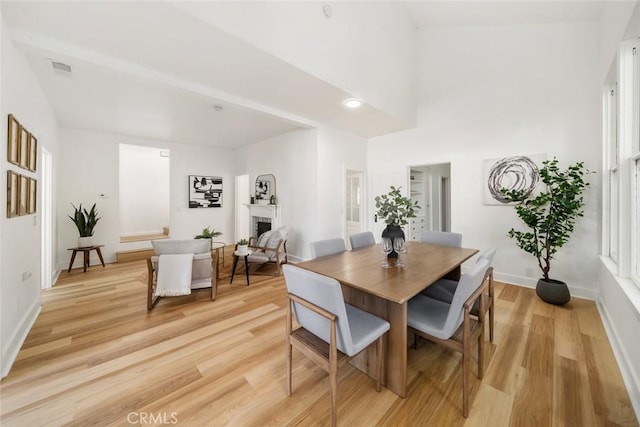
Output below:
[156,253,194,296]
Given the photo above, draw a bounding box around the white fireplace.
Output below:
[246,204,281,238]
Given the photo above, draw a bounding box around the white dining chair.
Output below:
[309,238,346,259]
[349,231,376,250]
[408,258,491,417]
[422,247,497,341]
[283,264,390,427]
[421,230,463,247]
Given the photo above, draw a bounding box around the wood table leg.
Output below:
[95,247,106,267]
[230,255,239,284]
[244,255,250,286]
[83,250,89,273]
[342,287,408,397]
[385,301,408,397]
[68,250,78,273]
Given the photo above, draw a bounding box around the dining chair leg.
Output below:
[489,271,495,343]
[285,301,293,397]
[462,350,470,418]
[286,341,292,396]
[376,336,383,392]
[330,361,337,427]
[489,302,495,343]
[463,314,471,418]
[330,322,338,427]
[478,331,484,379]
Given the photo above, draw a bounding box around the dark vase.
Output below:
[381,225,405,258]
[536,278,571,305]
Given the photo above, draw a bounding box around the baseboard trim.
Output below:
[1,299,41,378]
[492,271,597,301]
[596,298,640,420]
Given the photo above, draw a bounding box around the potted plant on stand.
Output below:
[501,158,591,305]
[374,186,420,258]
[69,203,100,248]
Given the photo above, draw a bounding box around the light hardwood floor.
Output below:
[0,249,637,426]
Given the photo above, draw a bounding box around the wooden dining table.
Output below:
[296,240,478,397]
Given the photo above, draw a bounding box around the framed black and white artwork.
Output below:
[483,154,546,205]
[189,175,223,208]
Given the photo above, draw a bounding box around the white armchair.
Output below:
[147,239,218,310]
[246,226,289,276]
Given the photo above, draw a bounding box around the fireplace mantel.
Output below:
[244,204,280,217]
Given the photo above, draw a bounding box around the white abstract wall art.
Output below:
[189,175,223,208]
[483,154,546,205]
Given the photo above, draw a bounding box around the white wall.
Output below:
[238,128,318,261]
[172,1,417,127]
[316,125,368,241]
[599,0,639,81]
[58,128,237,270]
[238,126,366,261]
[1,14,59,377]
[119,144,170,236]
[369,22,601,298]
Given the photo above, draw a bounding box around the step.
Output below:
[120,233,168,244]
[116,248,155,263]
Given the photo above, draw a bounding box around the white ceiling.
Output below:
[2,1,615,148]
[2,1,403,148]
[404,1,605,27]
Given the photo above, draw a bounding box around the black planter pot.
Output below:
[536,278,571,305]
[381,225,405,258]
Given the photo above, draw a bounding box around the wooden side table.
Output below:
[67,245,106,273]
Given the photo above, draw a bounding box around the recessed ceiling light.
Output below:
[343,98,363,108]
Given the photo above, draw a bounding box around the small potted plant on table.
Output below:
[374,186,420,258]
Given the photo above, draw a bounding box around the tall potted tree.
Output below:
[69,203,100,247]
[501,158,591,305]
[374,186,420,258]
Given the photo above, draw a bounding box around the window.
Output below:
[631,42,640,285]
[634,159,640,281]
[604,38,640,288]
[605,84,619,261]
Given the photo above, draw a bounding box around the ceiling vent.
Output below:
[51,61,72,75]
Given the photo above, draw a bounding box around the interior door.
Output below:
[345,170,363,249]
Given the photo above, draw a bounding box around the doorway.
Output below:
[345,170,364,249]
[407,163,451,241]
[235,174,250,242]
[40,147,53,289]
[118,144,170,241]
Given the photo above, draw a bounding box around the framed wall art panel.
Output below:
[28,134,38,172]
[483,154,546,205]
[18,174,28,215]
[19,126,29,170]
[27,178,37,214]
[7,170,19,218]
[189,175,223,208]
[7,114,20,166]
